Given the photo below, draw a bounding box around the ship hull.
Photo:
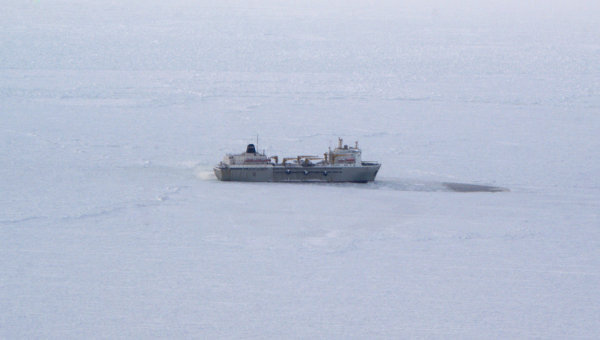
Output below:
[214,163,380,183]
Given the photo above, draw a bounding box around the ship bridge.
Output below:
[329,138,362,166]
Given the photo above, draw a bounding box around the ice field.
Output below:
[2,0,599,338]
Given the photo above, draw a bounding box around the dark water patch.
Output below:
[205,176,509,193]
[443,182,509,192]
[368,179,509,193]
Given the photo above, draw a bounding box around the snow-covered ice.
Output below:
[2,0,599,338]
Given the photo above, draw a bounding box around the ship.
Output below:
[214,138,381,183]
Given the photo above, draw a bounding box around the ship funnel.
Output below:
[246,144,256,153]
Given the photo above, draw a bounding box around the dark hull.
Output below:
[214,163,380,183]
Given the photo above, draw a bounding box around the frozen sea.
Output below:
[2,0,599,338]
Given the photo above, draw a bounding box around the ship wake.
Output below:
[370,179,509,193]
